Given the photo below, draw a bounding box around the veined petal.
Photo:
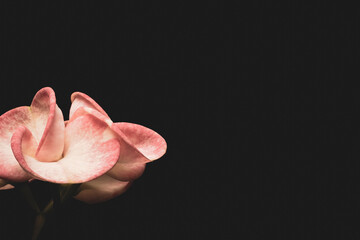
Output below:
[12,114,120,184]
[74,175,131,204]
[29,87,65,162]
[0,107,33,182]
[69,92,108,119]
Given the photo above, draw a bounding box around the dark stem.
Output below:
[51,183,61,210]
[32,214,46,240]
[16,182,82,240]
[14,182,40,214]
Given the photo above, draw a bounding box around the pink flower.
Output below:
[0,87,167,203]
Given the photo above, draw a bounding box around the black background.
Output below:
[0,1,359,240]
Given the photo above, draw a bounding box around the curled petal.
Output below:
[69,92,108,119]
[12,114,120,184]
[115,122,167,161]
[74,175,131,204]
[29,87,65,162]
[69,92,167,162]
[69,108,147,181]
[68,92,167,182]
[107,123,166,181]
[0,107,33,182]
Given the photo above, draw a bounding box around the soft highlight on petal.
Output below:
[12,114,120,184]
[74,175,131,204]
[29,87,65,162]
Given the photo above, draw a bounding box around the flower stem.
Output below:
[32,213,46,240]
[30,183,81,240]
[43,199,54,214]
[15,182,40,214]
[13,182,81,240]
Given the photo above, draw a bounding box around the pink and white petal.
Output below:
[69,92,109,119]
[106,123,165,181]
[115,122,167,161]
[12,114,120,184]
[34,105,65,162]
[107,162,146,181]
[68,107,145,181]
[28,87,55,141]
[0,107,33,182]
[29,87,65,162]
[71,107,147,162]
[70,107,113,126]
[74,175,131,204]
[108,122,166,165]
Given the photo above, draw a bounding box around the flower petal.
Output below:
[12,114,120,184]
[68,108,145,181]
[107,162,146,181]
[70,106,113,125]
[107,123,166,181]
[0,179,14,190]
[115,122,167,161]
[69,92,108,119]
[68,92,167,182]
[29,87,65,162]
[0,185,14,190]
[0,107,33,182]
[69,92,167,162]
[108,122,167,181]
[74,175,131,204]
